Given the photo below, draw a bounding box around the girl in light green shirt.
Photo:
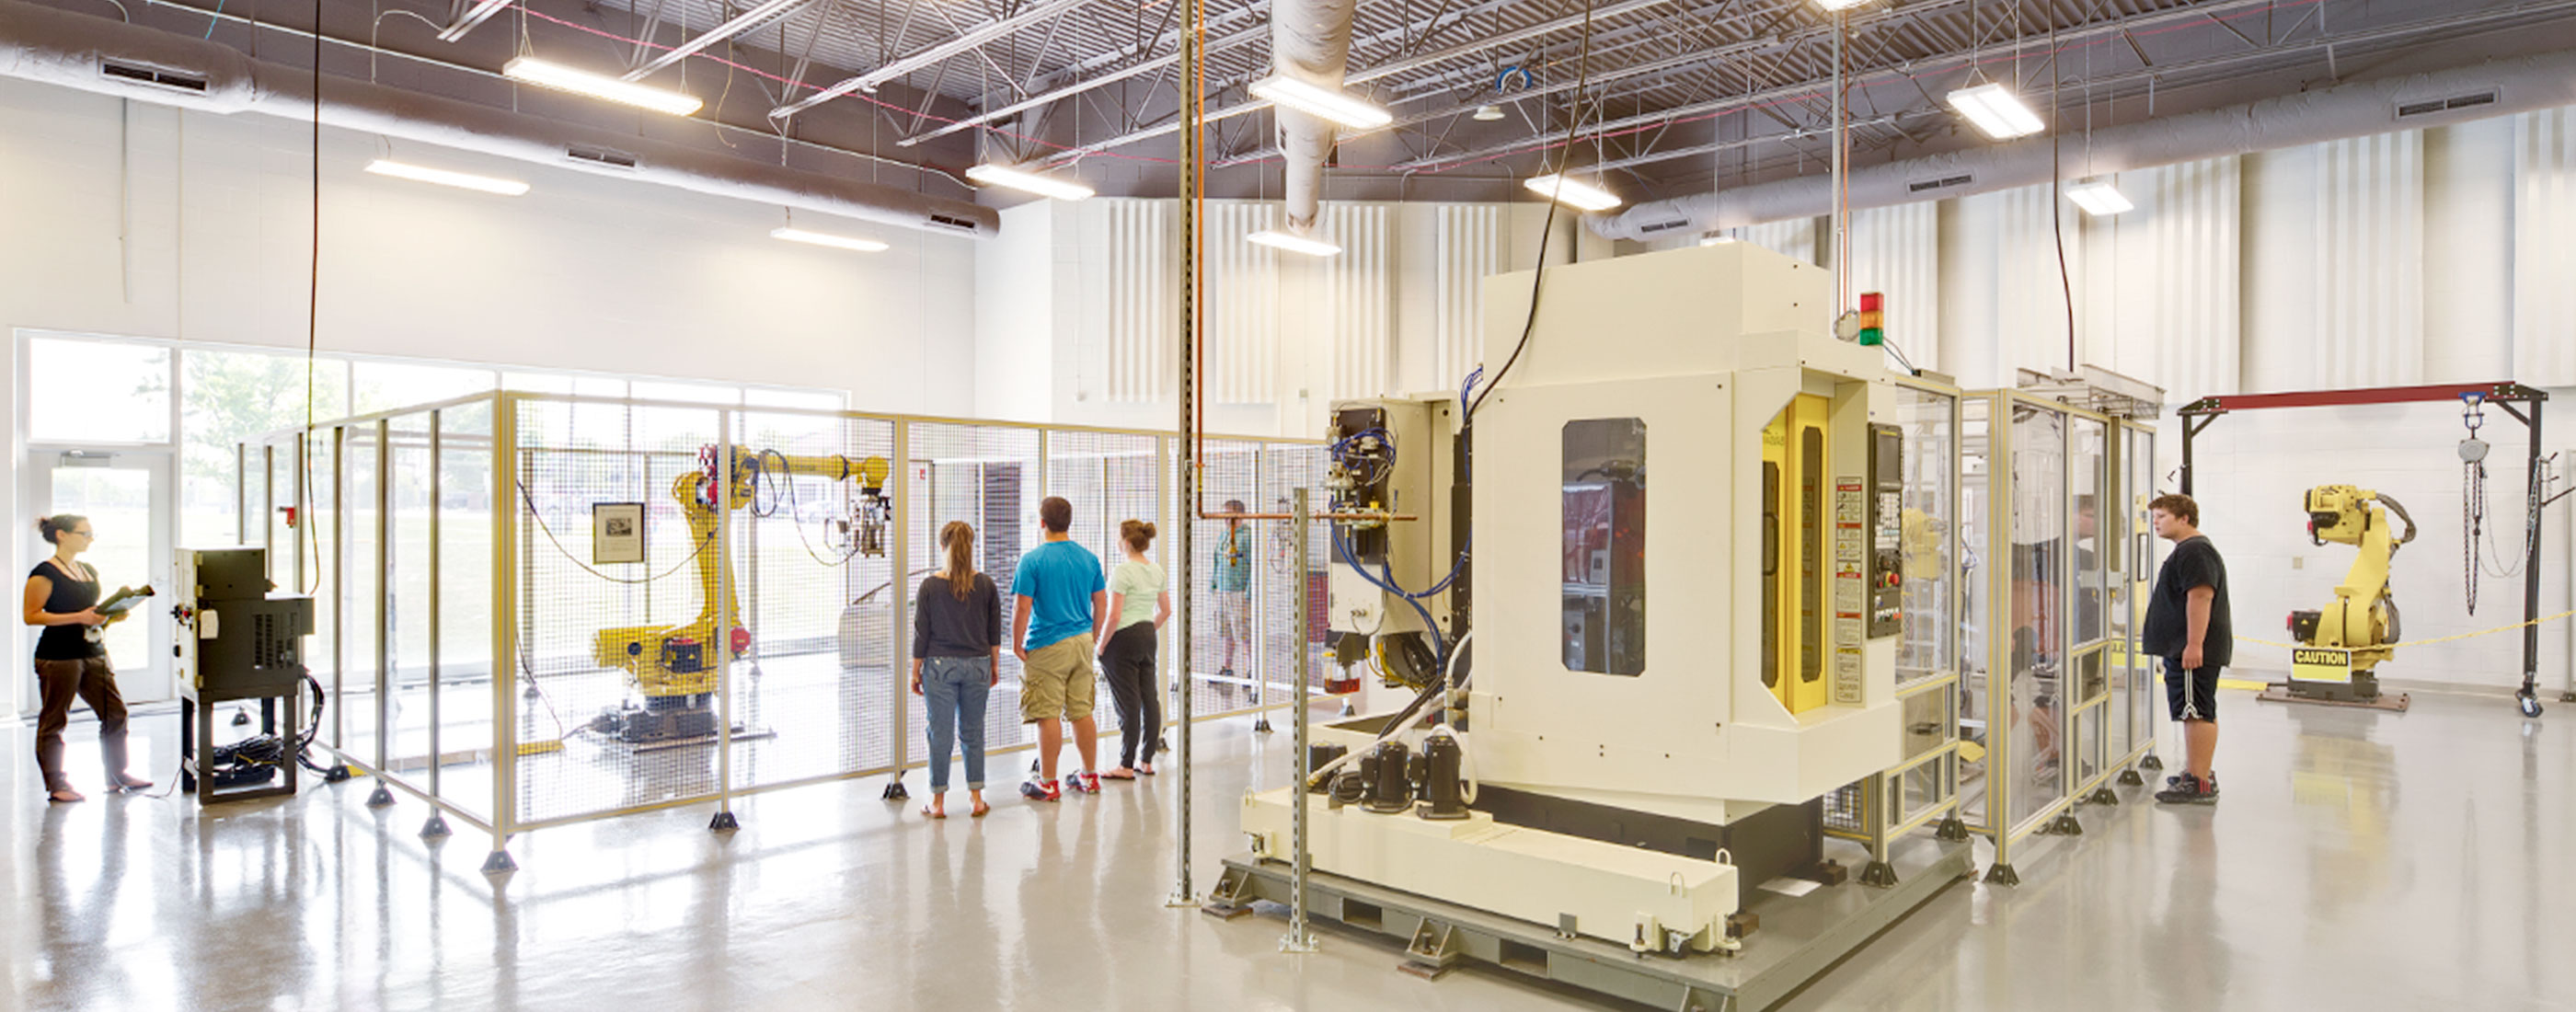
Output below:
[1098,519,1170,776]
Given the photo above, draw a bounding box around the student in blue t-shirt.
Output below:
[1011,496,1109,802]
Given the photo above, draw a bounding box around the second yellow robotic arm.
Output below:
[2292,485,2416,672]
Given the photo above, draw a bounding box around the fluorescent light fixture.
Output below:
[1249,75,1392,130]
[965,163,1096,201]
[2066,179,2134,215]
[503,56,703,116]
[1947,82,2044,140]
[1472,104,1505,121]
[1524,173,1623,212]
[1699,234,1739,247]
[1246,230,1342,257]
[771,227,889,253]
[363,159,529,196]
[1815,0,1875,8]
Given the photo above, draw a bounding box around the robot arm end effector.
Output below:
[2302,485,2416,550]
[713,445,895,558]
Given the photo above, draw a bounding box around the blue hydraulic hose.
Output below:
[1333,525,1449,666]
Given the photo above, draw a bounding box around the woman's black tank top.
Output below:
[30,560,104,661]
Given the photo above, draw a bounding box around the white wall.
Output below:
[3,75,980,687]
[0,76,980,419]
[972,197,1604,437]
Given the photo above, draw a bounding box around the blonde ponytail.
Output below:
[940,521,978,600]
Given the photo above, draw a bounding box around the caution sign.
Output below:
[2291,647,2352,684]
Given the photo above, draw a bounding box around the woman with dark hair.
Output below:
[22,514,149,802]
[911,520,1000,819]
[1098,519,1168,778]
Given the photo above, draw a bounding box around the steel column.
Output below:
[1281,487,1317,952]
[1167,0,1204,912]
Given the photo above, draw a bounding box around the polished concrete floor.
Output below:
[8,684,2573,1011]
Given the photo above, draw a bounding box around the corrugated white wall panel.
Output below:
[2087,157,2240,400]
[2514,108,2576,385]
[2314,132,2424,386]
[1434,204,1505,383]
[1719,217,1817,263]
[1990,183,2085,377]
[1323,203,1394,401]
[1206,202,1280,404]
[1079,199,1176,404]
[1848,201,1939,369]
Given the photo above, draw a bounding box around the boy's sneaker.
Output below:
[2155,773,2219,805]
[1065,771,1101,794]
[1020,779,1061,803]
[2164,772,2219,791]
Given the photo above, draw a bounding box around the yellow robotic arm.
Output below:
[2290,484,2416,674]
[589,446,891,742]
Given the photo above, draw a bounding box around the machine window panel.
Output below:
[1562,419,1647,676]
[2007,404,2070,829]
[2071,417,2110,649]
[1894,386,1956,689]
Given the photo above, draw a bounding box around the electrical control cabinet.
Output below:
[175,547,312,696]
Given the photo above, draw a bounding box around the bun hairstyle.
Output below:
[1120,519,1156,553]
[36,514,87,546]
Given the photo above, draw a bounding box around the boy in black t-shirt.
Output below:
[2143,493,2231,805]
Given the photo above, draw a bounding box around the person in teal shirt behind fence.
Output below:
[1210,498,1253,698]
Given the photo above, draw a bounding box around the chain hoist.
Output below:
[2461,394,2538,615]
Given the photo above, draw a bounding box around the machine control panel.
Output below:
[1866,424,1903,638]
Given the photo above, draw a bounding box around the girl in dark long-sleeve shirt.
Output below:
[912,521,1001,818]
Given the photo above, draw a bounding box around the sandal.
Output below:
[48,789,84,803]
[1101,768,1137,780]
[970,801,991,818]
[1136,764,1156,776]
[113,775,154,791]
[920,804,947,820]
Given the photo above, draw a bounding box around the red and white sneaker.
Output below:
[1019,779,1061,802]
[1065,771,1102,794]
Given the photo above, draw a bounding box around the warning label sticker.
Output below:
[2291,648,2352,684]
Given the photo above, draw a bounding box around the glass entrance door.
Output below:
[22,451,175,711]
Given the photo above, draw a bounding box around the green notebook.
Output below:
[95,584,155,619]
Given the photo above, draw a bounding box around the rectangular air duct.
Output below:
[564,144,639,170]
[2396,89,2501,120]
[99,59,207,92]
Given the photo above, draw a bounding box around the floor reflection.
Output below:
[8,685,2576,1011]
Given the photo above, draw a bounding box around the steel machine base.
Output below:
[1208,835,1971,1012]
[2259,682,2409,713]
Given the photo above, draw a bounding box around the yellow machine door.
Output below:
[1761,395,1833,715]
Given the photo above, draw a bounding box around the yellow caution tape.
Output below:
[2236,608,2576,652]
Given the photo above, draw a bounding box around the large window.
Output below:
[17,332,847,549]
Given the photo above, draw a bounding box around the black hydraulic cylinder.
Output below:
[1361,741,1411,813]
[1306,743,1347,793]
[1412,734,1469,820]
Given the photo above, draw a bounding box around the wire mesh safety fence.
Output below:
[1259,444,1331,704]
[903,421,1041,764]
[721,410,901,797]
[1187,441,1264,719]
[247,392,1330,855]
[1044,429,1165,744]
